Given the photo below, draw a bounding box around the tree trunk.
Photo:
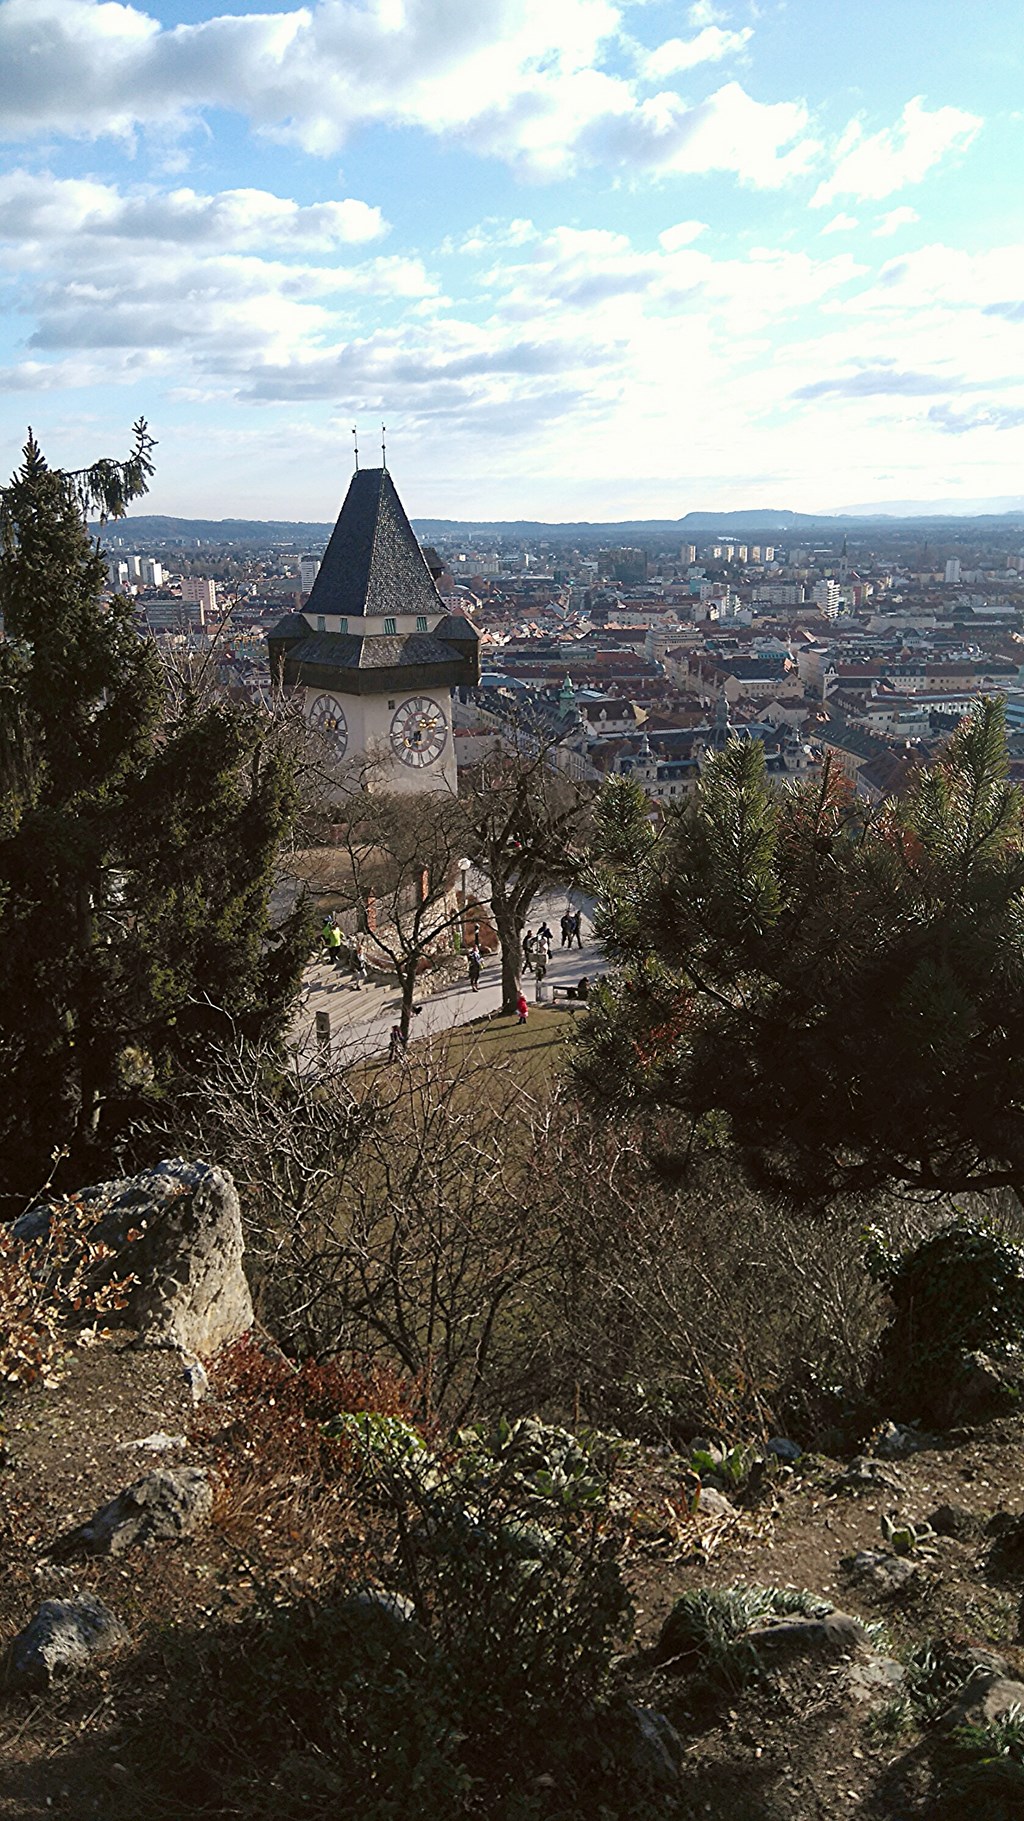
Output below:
[73,881,103,1142]
[398,960,417,1043]
[492,904,522,1013]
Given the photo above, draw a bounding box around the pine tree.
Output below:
[574,701,1024,1204]
[0,432,310,1203]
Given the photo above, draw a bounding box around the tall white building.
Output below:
[299,556,321,595]
[813,578,841,619]
[269,468,480,796]
[181,576,217,620]
[945,558,962,585]
[139,559,163,588]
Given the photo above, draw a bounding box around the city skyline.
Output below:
[1,0,1022,521]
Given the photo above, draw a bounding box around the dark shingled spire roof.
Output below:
[306,467,442,622]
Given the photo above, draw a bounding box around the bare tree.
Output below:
[331,780,468,1042]
[459,725,593,1012]
[145,1032,556,1426]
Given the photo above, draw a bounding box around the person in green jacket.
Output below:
[322,916,343,971]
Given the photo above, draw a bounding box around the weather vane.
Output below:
[352,425,359,472]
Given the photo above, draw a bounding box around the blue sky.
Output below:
[0,0,1022,521]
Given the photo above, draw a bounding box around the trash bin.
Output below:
[536,980,553,1003]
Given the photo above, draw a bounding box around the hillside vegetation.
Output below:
[9,439,1024,1818]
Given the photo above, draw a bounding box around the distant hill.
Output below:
[95,506,1024,549]
[92,515,335,548]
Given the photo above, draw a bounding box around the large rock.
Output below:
[6,1593,127,1692]
[54,1467,213,1559]
[848,1548,921,1596]
[834,1456,904,1494]
[15,1158,253,1356]
[941,1672,1024,1730]
[747,1611,866,1662]
[620,1706,682,1790]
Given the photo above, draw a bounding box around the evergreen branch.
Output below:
[0,420,157,545]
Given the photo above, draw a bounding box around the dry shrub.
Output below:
[153,1036,557,1426]
[491,1098,958,1447]
[145,1038,963,1450]
[199,1332,416,1575]
[0,1190,139,1388]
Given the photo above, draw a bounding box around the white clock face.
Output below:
[308,692,349,758]
[390,696,447,767]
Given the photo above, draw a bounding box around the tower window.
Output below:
[316,614,325,632]
[416,615,428,632]
[383,616,397,635]
[339,617,348,634]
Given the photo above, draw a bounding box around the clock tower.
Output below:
[267,467,479,794]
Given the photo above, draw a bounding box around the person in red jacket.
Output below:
[516,992,529,1025]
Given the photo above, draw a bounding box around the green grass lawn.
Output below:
[351,1004,575,1102]
[437,1005,576,1087]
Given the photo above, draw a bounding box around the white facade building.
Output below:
[813,578,841,619]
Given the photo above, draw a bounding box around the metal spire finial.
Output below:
[352,425,359,472]
[381,422,387,469]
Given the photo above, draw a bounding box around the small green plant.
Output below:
[866,1694,916,1741]
[903,1637,990,1724]
[654,1583,831,1695]
[948,1707,1024,1765]
[881,1512,937,1557]
[930,1705,1024,1820]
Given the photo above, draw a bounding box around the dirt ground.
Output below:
[3,1338,1024,1819]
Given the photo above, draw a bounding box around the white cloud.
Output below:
[0,0,817,183]
[0,170,387,251]
[576,82,815,186]
[658,220,707,251]
[813,96,981,206]
[874,205,919,237]
[643,25,752,79]
[821,212,859,235]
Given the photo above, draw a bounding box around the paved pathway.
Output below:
[289,886,598,1067]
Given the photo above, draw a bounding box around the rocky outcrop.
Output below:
[6,1594,127,1693]
[940,1671,1024,1730]
[15,1158,253,1356]
[54,1467,213,1559]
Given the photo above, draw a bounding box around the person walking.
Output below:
[322,915,343,973]
[516,991,529,1025]
[571,909,583,949]
[522,930,536,974]
[388,1024,405,1063]
[467,947,482,991]
[352,936,369,990]
[560,911,572,948]
[538,922,553,963]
